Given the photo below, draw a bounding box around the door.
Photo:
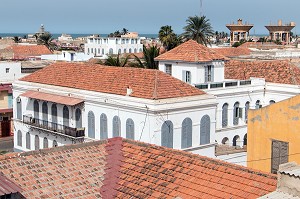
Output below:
[1,117,10,137]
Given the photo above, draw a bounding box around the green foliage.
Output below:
[158,25,181,51]
[12,36,21,43]
[181,15,214,46]
[134,45,160,69]
[274,39,282,45]
[37,32,57,51]
[108,28,129,37]
[104,53,129,67]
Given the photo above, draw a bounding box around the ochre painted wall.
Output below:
[247,95,300,172]
[0,91,8,109]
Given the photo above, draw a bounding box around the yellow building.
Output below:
[0,84,13,137]
[247,95,300,173]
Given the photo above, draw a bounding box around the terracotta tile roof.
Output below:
[20,62,205,100]
[213,47,251,57]
[155,40,228,62]
[10,45,52,59]
[0,138,277,198]
[0,173,22,196]
[225,60,300,85]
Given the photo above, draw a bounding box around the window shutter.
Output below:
[88,111,95,139]
[63,106,69,127]
[113,116,121,137]
[188,72,191,84]
[43,137,48,149]
[200,115,210,145]
[51,104,57,130]
[271,140,289,173]
[17,130,22,147]
[34,100,39,120]
[211,66,214,82]
[100,114,108,140]
[182,70,186,82]
[126,119,135,140]
[161,121,173,148]
[204,66,208,82]
[17,98,22,120]
[238,108,243,118]
[181,118,192,149]
[75,109,82,128]
[26,132,30,149]
[222,104,228,127]
[35,135,39,150]
[245,102,250,122]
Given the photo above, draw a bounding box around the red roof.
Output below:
[155,40,228,62]
[10,45,52,60]
[225,60,300,85]
[0,174,22,196]
[213,47,251,57]
[0,138,277,198]
[20,62,205,100]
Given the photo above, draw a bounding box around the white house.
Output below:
[41,51,94,62]
[84,34,143,56]
[155,40,300,155]
[13,62,217,158]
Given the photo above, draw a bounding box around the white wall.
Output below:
[216,152,247,166]
[41,51,94,62]
[0,62,26,83]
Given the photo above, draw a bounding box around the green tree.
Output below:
[104,53,129,67]
[134,45,160,69]
[181,15,214,46]
[37,32,56,51]
[158,25,181,51]
[122,28,128,35]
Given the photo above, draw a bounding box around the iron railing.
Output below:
[23,115,85,138]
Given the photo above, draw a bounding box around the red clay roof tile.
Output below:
[20,62,205,99]
[10,45,52,59]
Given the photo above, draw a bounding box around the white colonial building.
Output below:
[84,33,143,56]
[156,40,300,149]
[41,51,94,62]
[13,62,217,157]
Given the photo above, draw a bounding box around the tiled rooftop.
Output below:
[225,60,300,85]
[0,138,277,198]
[20,62,205,100]
[10,45,52,59]
[155,40,228,62]
[213,47,251,57]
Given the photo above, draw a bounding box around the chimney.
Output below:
[238,19,243,25]
[278,19,282,26]
[126,86,133,96]
[276,162,300,197]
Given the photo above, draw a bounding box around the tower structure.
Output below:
[226,19,253,45]
[265,20,295,44]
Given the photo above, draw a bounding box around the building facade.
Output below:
[84,34,143,56]
[226,19,253,45]
[265,20,295,44]
[13,63,217,157]
[247,95,300,173]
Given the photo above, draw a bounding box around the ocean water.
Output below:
[0,33,159,39]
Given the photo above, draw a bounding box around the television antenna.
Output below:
[200,0,203,16]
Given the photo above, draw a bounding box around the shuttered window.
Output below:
[17,130,22,147]
[245,101,250,122]
[88,111,95,138]
[16,97,22,120]
[75,108,82,128]
[34,100,39,120]
[200,115,210,145]
[255,100,262,109]
[43,137,48,148]
[42,102,48,127]
[113,116,121,137]
[233,102,240,125]
[182,70,191,84]
[222,103,228,127]
[161,120,173,148]
[63,106,69,126]
[53,140,58,147]
[181,118,192,149]
[126,118,135,140]
[100,114,108,140]
[204,65,214,82]
[271,140,289,174]
[51,104,57,130]
[26,132,30,149]
[35,135,39,150]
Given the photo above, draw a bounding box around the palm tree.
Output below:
[105,53,129,67]
[134,45,160,69]
[37,32,56,51]
[12,36,21,43]
[158,25,181,51]
[122,28,128,35]
[182,15,214,46]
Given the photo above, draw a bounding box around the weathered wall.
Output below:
[247,95,300,172]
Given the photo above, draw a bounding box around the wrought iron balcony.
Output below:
[23,115,85,138]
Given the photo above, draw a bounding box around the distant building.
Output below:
[1,45,52,60]
[265,20,295,44]
[226,19,253,45]
[84,33,143,56]
[248,94,300,173]
[41,50,94,62]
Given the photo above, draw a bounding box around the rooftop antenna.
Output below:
[200,0,203,16]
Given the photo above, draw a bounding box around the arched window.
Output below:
[16,97,22,120]
[118,49,121,54]
[34,100,39,120]
[134,48,137,53]
[63,106,69,126]
[51,104,57,130]
[109,48,113,54]
[243,134,247,146]
[100,113,108,140]
[88,111,95,138]
[222,137,229,145]
[124,49,127,53]
[42,102,48,127]
[233,102,240,126]
[139,48,142,52]
[270,100,275,105]
[245,101,250,122]
[161,120,173,148]
[129,48,132,53]
[255,100,261,109]
[233,135,240,147]
[222,103,228,127]
[53,140,58,147]
[126,118,134,140]
[181,118,192,149]
[26,132,30,149]
[200,115,210,145]
[102,49,104,54]
[75,108,82,128]
[35,135,39,150]
[17,130,22,147]
[43,137,48,149]
[113,116,121,137]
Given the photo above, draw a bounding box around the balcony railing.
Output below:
[195,80,252,90]
[23,115,85,138]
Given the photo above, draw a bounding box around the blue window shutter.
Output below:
[126,118,135,140]
[211,66,214,82]
[222,103,228,127]
[63,106,69,126]
[181,118,192,149]
[17,130,22,147]
[204,66,208,82]
[35,135,39,150]
[200,115,210,145]
[88,111,95,138]
[113,116,121,137]
[34,100,39,120]
[26,132,30,149]
[51,104,57,130]
[75,108,82,128]
[100,114,108,140]
[161,121,173,148]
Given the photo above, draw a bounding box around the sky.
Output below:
[1,0,300,35]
